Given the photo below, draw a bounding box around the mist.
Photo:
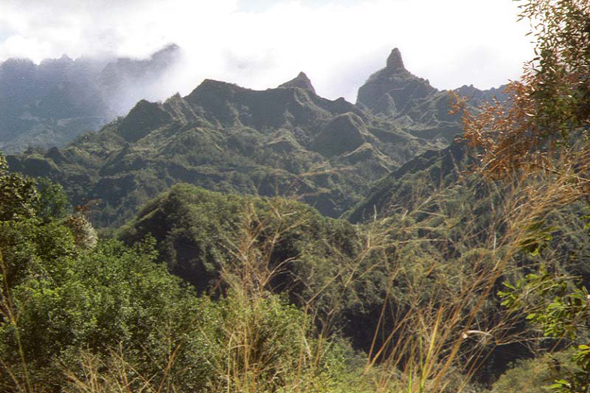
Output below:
[0,0,535,104]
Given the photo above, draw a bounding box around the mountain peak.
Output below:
[356,47,437,118]
[58,54,73,62]
[279,72,316,94]
[386,48,405,71]
[151,43,180,60]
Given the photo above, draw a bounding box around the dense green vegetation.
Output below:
[6,150,587,392]
[0,152,531,392]
[0,154,365,392]
[1,0,589,391]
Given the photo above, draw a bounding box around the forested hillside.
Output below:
[5,48,504,228]
[1,0,589,392]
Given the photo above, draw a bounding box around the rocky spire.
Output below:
[386,48,405,71]
[279,72,316,94]
[356,47,437,117]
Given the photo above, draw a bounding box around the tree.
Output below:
[457,0,589,180]
[0,155,38,221]
[0,154,354,392]
[457,1,590,391]
[0,155,211,391]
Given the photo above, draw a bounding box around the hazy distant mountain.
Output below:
[0,44,180,153]
[97,44,181,113]
[455,84,508,104]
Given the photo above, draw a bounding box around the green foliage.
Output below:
[490,352,576,393]
[488,1,590,391]
[0,193,211,390]
[517,0,590,141]
[0,156,205,390]
[0,155,38,220]
[499,269,590,393]
[34,177,70,222]
[203,291,352,392]
[0,153,361,393]
[119,184,371,332]
[499,271,588,339]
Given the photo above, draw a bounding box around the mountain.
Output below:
[97,43,181,113]
[356,48,507,144]
[7,73,440,226]
[6,48,507,228]
[454,83,509,104]
[357,48,437,119]
[0,44,180,153]
[279,71,316,94]
[4,44,585,390]
[119,183,361,297]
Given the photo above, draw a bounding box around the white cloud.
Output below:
[0,0,534,102]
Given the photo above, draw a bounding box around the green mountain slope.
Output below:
[5,49,510,228]
[119,183,361,299]
[346,140,590,277]
[6,60,450,226]
[346,139,473,223]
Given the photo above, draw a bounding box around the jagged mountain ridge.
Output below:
[0,44,180,153]
[357,48,507,144]
[6,48,505,227]
[8,69,438,226]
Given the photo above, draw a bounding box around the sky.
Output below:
[0,0,534,102]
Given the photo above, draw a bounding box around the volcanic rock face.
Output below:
[356,48,494,143]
